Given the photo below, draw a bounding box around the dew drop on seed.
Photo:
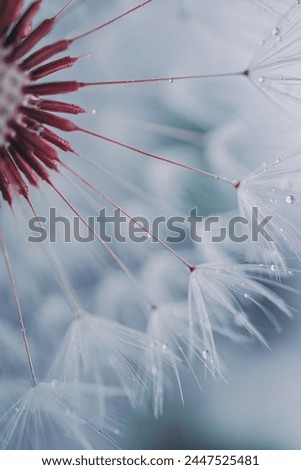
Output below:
[271,264,277,272]
[168,79,174,84]
[202,349,210,359]
[272,27,281,36]
[272,26,280,36]
[161,343,167,351]
[258,77,265,84]
[286,195,296,205]
[244,293,250,299]
[92,109,97,115]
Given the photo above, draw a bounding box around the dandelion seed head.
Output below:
[0,0,83,204]
[0,49,27,147]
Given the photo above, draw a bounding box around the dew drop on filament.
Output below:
[286,195,296,205]
[272,27,280,36]
[202,350,210,359]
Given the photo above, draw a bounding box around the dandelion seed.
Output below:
[236,149,301,269]
[140,303,219,418]
[47,311,152,407]
[188,263,292,373]
[0,382,119,449]
[246,1,301,115]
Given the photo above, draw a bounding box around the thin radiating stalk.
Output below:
[47,179,157,309]
[0,229,37,385]
[26,197,82,317]
[62,162,194,271]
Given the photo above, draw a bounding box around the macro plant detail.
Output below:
[0,0,300,450]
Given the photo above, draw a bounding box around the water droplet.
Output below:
[161,343,168,352]
[202,350,210,359]
[288,269,293,277]
[272,27,280,36]
[286,194,296,205]
[244,293,250,299]
[152,366,158,376]
[92,109,97,115]
[258,77,265,84]
[114,428,121,435]
[271,264,277,272]
[168,79,174,84]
